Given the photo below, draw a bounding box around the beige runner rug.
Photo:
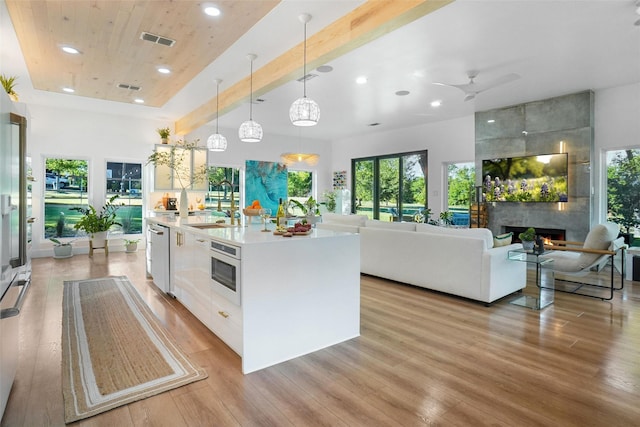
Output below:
[62,276,207,423]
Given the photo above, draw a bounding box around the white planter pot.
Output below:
[91,231,108,248]
[125,243,138,253]
[53,244,73,259]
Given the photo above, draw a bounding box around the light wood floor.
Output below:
[2,252,639,426]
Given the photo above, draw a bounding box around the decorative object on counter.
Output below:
[1,74,19,101]
[260,208,272,232]
[62,276,208,423]
[291,196,321,226]
[238,54,263,142]
[207,78,228,152]
[290,13,320,126]
[518,227,536,251]
[50,238,73,259]
[156,127,170,144]
[322,190,337,213]
[124,239,140,253]
[146,139,208,218]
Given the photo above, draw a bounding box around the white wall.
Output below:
[330,115,475,216]
[27,104,164,256]
[593,82,640,224]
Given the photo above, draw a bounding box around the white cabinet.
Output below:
[152,144,208,191]
[210,293,243,354]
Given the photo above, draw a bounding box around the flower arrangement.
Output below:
[483,175,567,203]
[156,127,171,139]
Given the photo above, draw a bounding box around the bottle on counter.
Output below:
[276,198,286,227]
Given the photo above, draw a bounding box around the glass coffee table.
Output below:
[508,249,555,310]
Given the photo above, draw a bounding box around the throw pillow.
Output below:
[493,232,513,247]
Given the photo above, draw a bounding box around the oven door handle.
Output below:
[1,278,32,319]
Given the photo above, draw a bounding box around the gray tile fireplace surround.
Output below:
[475,91,594,242]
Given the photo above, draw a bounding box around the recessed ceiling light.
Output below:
[61,45,80,54]
[157,67,171,74]
[203,3,221,16]
[134,98,145,104]
[356,76,367,85]
[487,119,495,123]
[396,90,410,96]
[430,100,442,107]
[62,87,75,93]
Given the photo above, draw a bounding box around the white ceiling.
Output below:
[3,0,639,142]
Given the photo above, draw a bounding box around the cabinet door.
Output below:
[172,230,190,296]
[153,145,173,190]
[192,148,208,191]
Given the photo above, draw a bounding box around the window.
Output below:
[352,150,427,222]
[44,158,88,239]
[446,162,475,226]
[288,170,313,215]
[106,161,143,235]
[207,167,240,214]
[606,148,640,239]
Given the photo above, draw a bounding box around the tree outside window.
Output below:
[44,158,88,239]
[607,149,640,239]
[106,161,142,235]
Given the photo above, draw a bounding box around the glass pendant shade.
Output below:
[239,120,263,143]
[290,96,320,126]
[207,133,227,151]
[281,152,319,166]
[290,14,319,127]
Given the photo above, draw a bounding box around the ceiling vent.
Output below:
[140,31,176,47]
[118,83,141,91]
[296,73,317,83]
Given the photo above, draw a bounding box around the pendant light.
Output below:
[238,54,263,142]
[207,78,228,152]
[289,13,320,127]
[281,128,319,166]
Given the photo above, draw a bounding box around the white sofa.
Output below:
[317,214,526,304]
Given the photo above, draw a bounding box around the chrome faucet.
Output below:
[219,180,237,225]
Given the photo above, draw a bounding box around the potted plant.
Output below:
[50,238,73,259]
[124,238,140,253]
[291,196,322,226]
[322,190,337,213]
[157,127,171,144]
[70,195,122,247]
[439,211,453,226]
[519,227,536,251]
[0,74,18,101]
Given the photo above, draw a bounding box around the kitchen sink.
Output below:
[185,223,239,229]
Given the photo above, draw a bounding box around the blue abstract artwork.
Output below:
[244,160,288,212]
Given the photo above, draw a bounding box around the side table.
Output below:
[508,249,554,310]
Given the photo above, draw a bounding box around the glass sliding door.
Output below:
[353,159,375,218]
[352,150,427,222]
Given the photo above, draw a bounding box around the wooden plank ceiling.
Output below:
[176,0,453,135]
[5,0,279,107]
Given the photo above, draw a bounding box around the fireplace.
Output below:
[504,226,566,243]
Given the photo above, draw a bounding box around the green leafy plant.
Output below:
[439,210,453,225]
[290,196,320,216]
[124,238,140,245]
[156,127,171,139]
[0,74,18,99]
[518,227,536,242]
[70,195,122,236]
[49,238,72,246]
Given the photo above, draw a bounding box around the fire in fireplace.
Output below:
[504,226,566,243]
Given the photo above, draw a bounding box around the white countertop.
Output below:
[146,215,353,246]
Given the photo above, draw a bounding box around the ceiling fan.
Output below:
[435,71,521,101]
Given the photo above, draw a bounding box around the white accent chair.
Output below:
[540,222,627,300]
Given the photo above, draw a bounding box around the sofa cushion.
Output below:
[577,222,620,269]
[364,219,416,232]
[493,232,513,247]
[415,223,494,249]
[322,213,368,227]
[316,222,360,234]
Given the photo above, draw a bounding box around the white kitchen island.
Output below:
[146,215,361,374]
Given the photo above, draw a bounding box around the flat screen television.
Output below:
[482,153,568,202]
